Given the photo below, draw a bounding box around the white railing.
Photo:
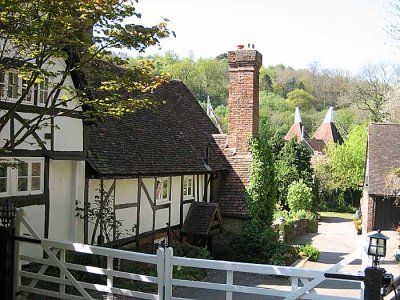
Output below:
[14,208,366,300]
[165,248,364,300]
[14,209,164,300]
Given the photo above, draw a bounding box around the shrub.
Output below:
[287,179,313,212]
[229,220,297,265]
[299,243,320,262]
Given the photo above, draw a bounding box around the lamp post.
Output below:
[367,229,388,268]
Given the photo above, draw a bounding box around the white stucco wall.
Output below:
[48,160,85,241]
[86,174,210,244]
[53,116,83,151]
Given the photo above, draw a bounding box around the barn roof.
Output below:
[88,73,228,177]
[367,123,400,196]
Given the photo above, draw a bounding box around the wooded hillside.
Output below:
[130,53,400,139]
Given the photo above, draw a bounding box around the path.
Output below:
[174,215,399,299]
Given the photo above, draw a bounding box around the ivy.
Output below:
[247,136,276,226]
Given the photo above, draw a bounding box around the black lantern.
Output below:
[368,229,388,267]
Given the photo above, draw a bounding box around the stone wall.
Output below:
[273,218,318,243]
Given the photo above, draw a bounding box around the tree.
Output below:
[314,123,367,208]
[287,179,313,212]
[346,63,400,122]
[286,88,316,111]
[324,124,367,191]
[0,0,171,150]
[275,139,313,208]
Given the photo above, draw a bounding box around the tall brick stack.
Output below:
[214,46,262,221]
[227,49,262,154]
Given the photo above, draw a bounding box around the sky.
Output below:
[130,0,400,74]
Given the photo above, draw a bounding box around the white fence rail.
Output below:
[14,208,365,300]
[14,209,164,300]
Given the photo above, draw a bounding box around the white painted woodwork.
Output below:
[15,212,364,300]
[86,174,209,244]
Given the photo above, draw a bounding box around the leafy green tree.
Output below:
[0,0,171,150]
[287,180,313,212]
[137,54,228,106]
[314,123,367,208]
[324,123,368,191]
[286,88,316,111]
[282,77,297,98]
[275,139,313,208]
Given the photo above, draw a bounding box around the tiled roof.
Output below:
[284,122,309,142]
[303,138,326,154]
[367,123,400,196]
[312,122,343,145]
[181,202,223,235]
[88,78,228,177]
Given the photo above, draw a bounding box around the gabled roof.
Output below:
[312,107,343,144]
[88,79,228,177]
[303,138,326,154]
[181,202,223,236]
[367,123,400,196]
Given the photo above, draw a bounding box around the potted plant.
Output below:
[353,209,362,235]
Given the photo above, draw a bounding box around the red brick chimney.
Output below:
[212,46,262,220]
[227,47,262,153]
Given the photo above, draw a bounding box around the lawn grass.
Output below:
[319,211,354,220]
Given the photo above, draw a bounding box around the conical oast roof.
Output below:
[284,107,309,141]
[312,107,343,144]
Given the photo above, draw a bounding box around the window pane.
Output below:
[31,177,40,191]
[183,179,188,195]
[156,180,162,199]
[163,180,168,199]
[0,164,7,177]
[22,80,32,102]
[32,163,41,176]
[18,178,28,191]
[18,162,28,176]
[0,178,6,193]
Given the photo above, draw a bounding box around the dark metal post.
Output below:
[364,267,385,300]
[0,203,16,299]
[0,226,14,299]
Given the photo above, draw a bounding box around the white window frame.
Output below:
[7,71,19,100]
[0,71,5,99]
[156,177,170,203]
[21,78,34,104]
[10,158,45,196]
[183,175,194,199]
[37,78,49,106]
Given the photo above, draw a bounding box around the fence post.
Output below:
[226,270,233,300]
[106,255,113,299]
[13,208,23,300]
[157,247,165,300]
[59,249,66,296]
[164,247,173,300]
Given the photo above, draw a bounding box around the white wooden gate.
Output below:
[14,208,367,300]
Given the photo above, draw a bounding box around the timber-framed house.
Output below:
[0,55,86,244]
